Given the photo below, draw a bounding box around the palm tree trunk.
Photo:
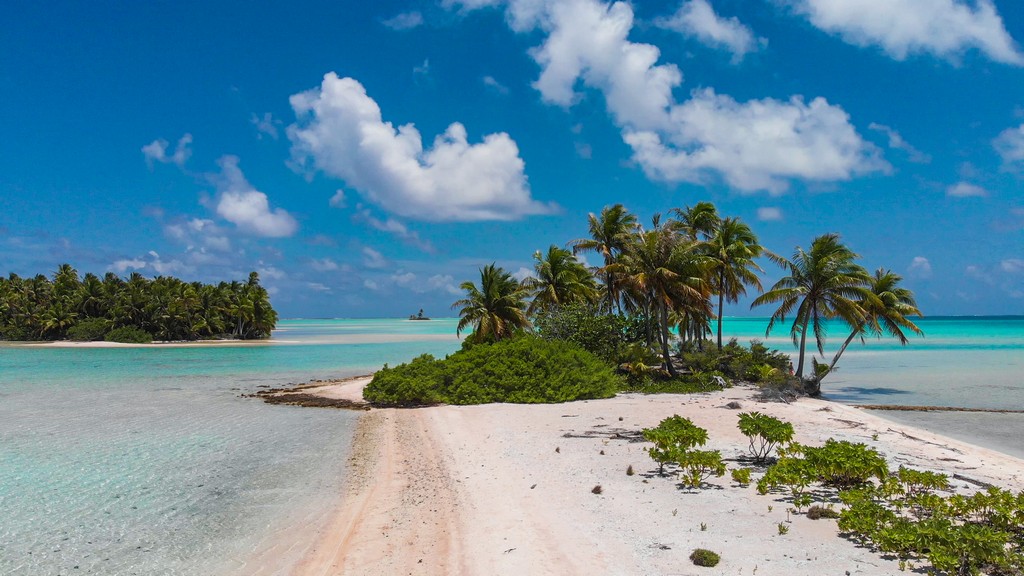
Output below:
[644,299,654,346]
[606,271,617,315]
[796,316,810,381]
[716,279,725,350]
[828,330,859,374]
[660,302,676,377]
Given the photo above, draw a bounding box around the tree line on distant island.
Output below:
[0,265,277,342]
[452,202,923,396]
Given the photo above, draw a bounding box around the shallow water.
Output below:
[0,319,462,575]
[717,316,1024,409]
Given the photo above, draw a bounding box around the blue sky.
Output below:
[2,0,1023,317]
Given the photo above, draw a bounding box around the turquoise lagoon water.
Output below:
[1,316,1021,574]
[0,319,463,576]
[716,316,1024,409]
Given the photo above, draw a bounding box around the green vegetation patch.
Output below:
[105,326,153,344]
[534,303,649,364]
[838,485,1024,575]
[736,411,794,463]
[67,317,110,341]
[642,415,725,486]
[689,548,720,567]
[680,339,791,384]
[620,371,726,394]
[363,336,620,406]
[0,265,277,341]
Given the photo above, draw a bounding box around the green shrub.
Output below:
[642,416,724,487]
[67,318,109,341]
[105,326,152,343]
[0,325,33,341]
[679,338,790,383]
[623,371,726,394]
[361,355,446,406]
[534,304,649,364]
[804,440,888,488]
[689,548,720,567]
[736,411,794,463]
[757,445,816,497]
[731,468,752,486]
[838,485,1023,575]
[362,337,620,406]
[678,449,726,488]
[642,415,709,474]
[758,440,886,505]
[747,340,792,373]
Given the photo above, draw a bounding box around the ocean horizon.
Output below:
[2,315,1021,574]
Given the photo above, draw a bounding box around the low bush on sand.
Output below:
[363,336,620,406]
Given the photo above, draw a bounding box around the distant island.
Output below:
[408,308,430,321]
[0,265,278,343]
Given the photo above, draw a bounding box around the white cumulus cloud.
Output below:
[994,123,1024,170]
[257,264,286,280]
[656,0,765,63]
[329,189,347,208]
[251,113,279,140]
[512,266,536,281]
[310,258,340,272]
[1002,258,1024,274]
[288,73,556,221]
[757,207,783,221]
[362,247,387,269]
[448,0,886,193]
[780,0,1023,65]
[626,89,887,192]
[382,11,424,30]
[110,258,147,273]
[908,256,932,279]
[210,156,299,237]
[142,133,192,168]
[946,181,988,197]
[443,0,546,31]
[529,0,681,131]
[164,218,231,252]
[110,251,191,276]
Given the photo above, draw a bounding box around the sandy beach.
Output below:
[271,378,1024,576]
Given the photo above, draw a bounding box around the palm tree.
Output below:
[670,202,720,241]
[452,264,530,342]
[751,233,871,394]
[610,219,708,376]
[568,204,638,313]
[39,299,77,339]
[828,268,923,374]
[707,218,768,350]
[0,266,279,341]
[522,245,597,315]
[79,273,106,318]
